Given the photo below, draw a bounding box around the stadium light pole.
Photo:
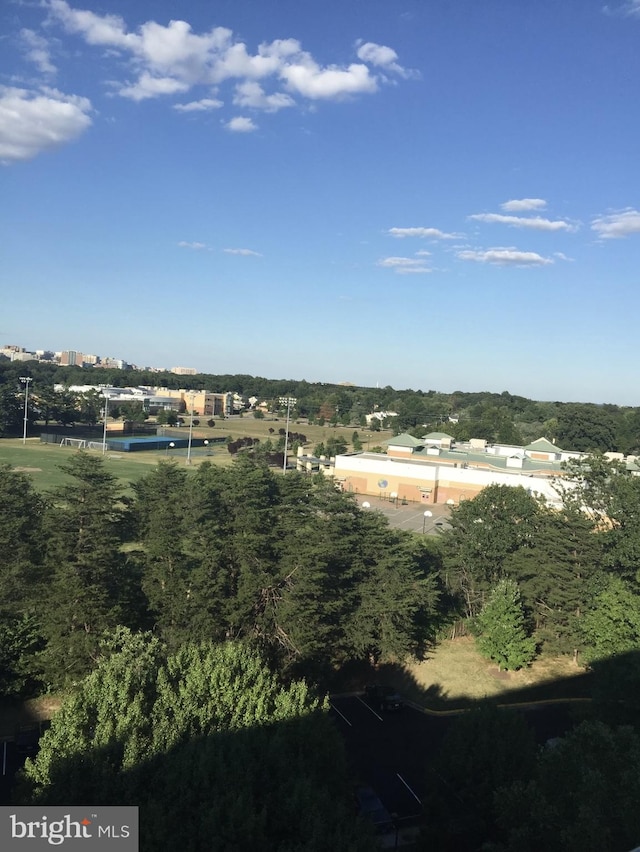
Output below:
[19,377,32,444]
[282,396,294,474]
[102,393,109,455]
[186,391,195,465]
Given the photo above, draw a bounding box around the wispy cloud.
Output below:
[20,29,57,76]
[591,208,640,239]
[355,41,417,79]
[178,241,208,250]
[457,247,553,267]
[225,116,257,132]
[388,227,462,240]
[469,212,578,232]
[232,81,294,112]
[377,256,432,274]
[223,247,262,256]
[501,198,547,212]
[0,85,91,163]
[173,97,223,112]
[603,1,640,17]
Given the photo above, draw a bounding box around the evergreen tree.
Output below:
[38,453,139,686]
[475,579,536,670]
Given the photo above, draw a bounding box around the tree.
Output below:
[580,575,640,663]
[38,453,140,686]
[118,401,148,423]
[0,464,46,693]
[421,704,537,851]
[0,385,23,436]
[442,485,540,618]
[19,633,371,852]
[475,579,536,670]
[502,508,600,656]
[498,721,640,852]
[253,409,265,419]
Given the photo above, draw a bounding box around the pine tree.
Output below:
[475,579,536,670]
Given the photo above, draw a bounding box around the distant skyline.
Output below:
[2,1,640,405]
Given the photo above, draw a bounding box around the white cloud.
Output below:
[45,2,409,109]
[377,256,431,274]
[469,212,577,232]
[0,85,91,163]
[388,226,461,240]
[119,72,189,101]
[173,97,223,112]
[223,247,262,256]
[457,247,553,266]
[280,59,376,99]
[355,41,414,78]
[591,208,640,239]
[232,81,294,112]
[553,251,574,262]
[225,116,257,132]
[501,198,547,212]
[415,250,431,256]
[21,29,57,76]
[178,241,207,249]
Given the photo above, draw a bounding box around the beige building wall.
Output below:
[329,453,566,507]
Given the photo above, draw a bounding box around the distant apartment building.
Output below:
[60,350,83,366]
[171,367,197,376]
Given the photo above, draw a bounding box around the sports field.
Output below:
[0,419,393,492]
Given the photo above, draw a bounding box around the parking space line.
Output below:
[330,703,352,727]
[396,773,422,805]
[356,696,384,722]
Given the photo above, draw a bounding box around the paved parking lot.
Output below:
[356,496,452,535]
[330,692,579,843]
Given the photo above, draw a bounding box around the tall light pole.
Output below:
[19,377,32,444]
[282,396,294,474]
[186,391,195,465]
[102,393,109,455]
[422,510,433,534]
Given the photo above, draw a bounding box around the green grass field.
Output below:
[0,419,393,492]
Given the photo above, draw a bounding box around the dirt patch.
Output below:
[14,466,43,472]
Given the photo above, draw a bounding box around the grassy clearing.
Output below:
[398,636,592,710]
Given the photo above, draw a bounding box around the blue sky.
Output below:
[2,0,640,404]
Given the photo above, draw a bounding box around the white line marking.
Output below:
[397,773,422,805]
[330,703,352,727]
[356,696,384,721]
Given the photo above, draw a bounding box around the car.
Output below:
[364,684,403,712]
[354,786,394,834]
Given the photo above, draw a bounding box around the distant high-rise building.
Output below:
[60,350,83,366]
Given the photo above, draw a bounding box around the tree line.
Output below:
[3,359,640,452]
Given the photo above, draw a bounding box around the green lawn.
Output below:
[0,439,204,492]
[0,420,392,492]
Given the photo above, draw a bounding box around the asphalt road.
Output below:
[330,693,579,828]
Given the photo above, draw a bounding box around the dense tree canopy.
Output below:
[19,632,371,852]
